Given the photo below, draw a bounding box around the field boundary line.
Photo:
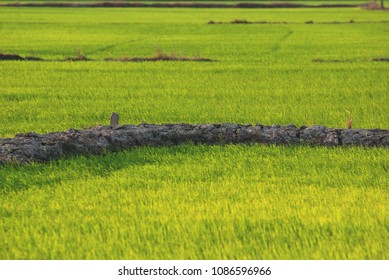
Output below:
[1,123,388,164]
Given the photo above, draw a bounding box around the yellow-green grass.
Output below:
[1,8,388,60]
[1,8,388,137]
[0,7,388,259]
[1,145,388,259]
[1,60,388,138]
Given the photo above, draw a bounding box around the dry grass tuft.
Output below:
[64,52,92,61]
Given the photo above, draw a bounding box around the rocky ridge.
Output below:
[0,123,388,164]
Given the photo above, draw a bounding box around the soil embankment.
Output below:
[0,2,359,9]
[1,123,388,164]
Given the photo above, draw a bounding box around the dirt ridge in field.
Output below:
[0,1,360,8]
[208,19,389,24]
[1,123,388,164]
[0,52,215,62]
[2,53,388,63]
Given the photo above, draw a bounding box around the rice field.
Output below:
[0,7,388,259]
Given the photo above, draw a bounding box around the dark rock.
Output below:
[341,129,389,147]
[259,124,299,145]
[300,126,339,146]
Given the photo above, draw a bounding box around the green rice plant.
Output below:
[1,145,388,259]
[0,7,388,260]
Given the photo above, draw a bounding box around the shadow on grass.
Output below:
[0,144,214,193]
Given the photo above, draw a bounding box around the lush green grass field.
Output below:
[1,145,388,259]
[1,8,388,136]
[0,7,388,259]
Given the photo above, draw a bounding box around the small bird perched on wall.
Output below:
[345,110,352,129]
[110,112,119,128]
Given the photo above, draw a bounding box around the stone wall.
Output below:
[0,123,388,164]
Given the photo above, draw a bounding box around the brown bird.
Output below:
[345,110,352,129]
